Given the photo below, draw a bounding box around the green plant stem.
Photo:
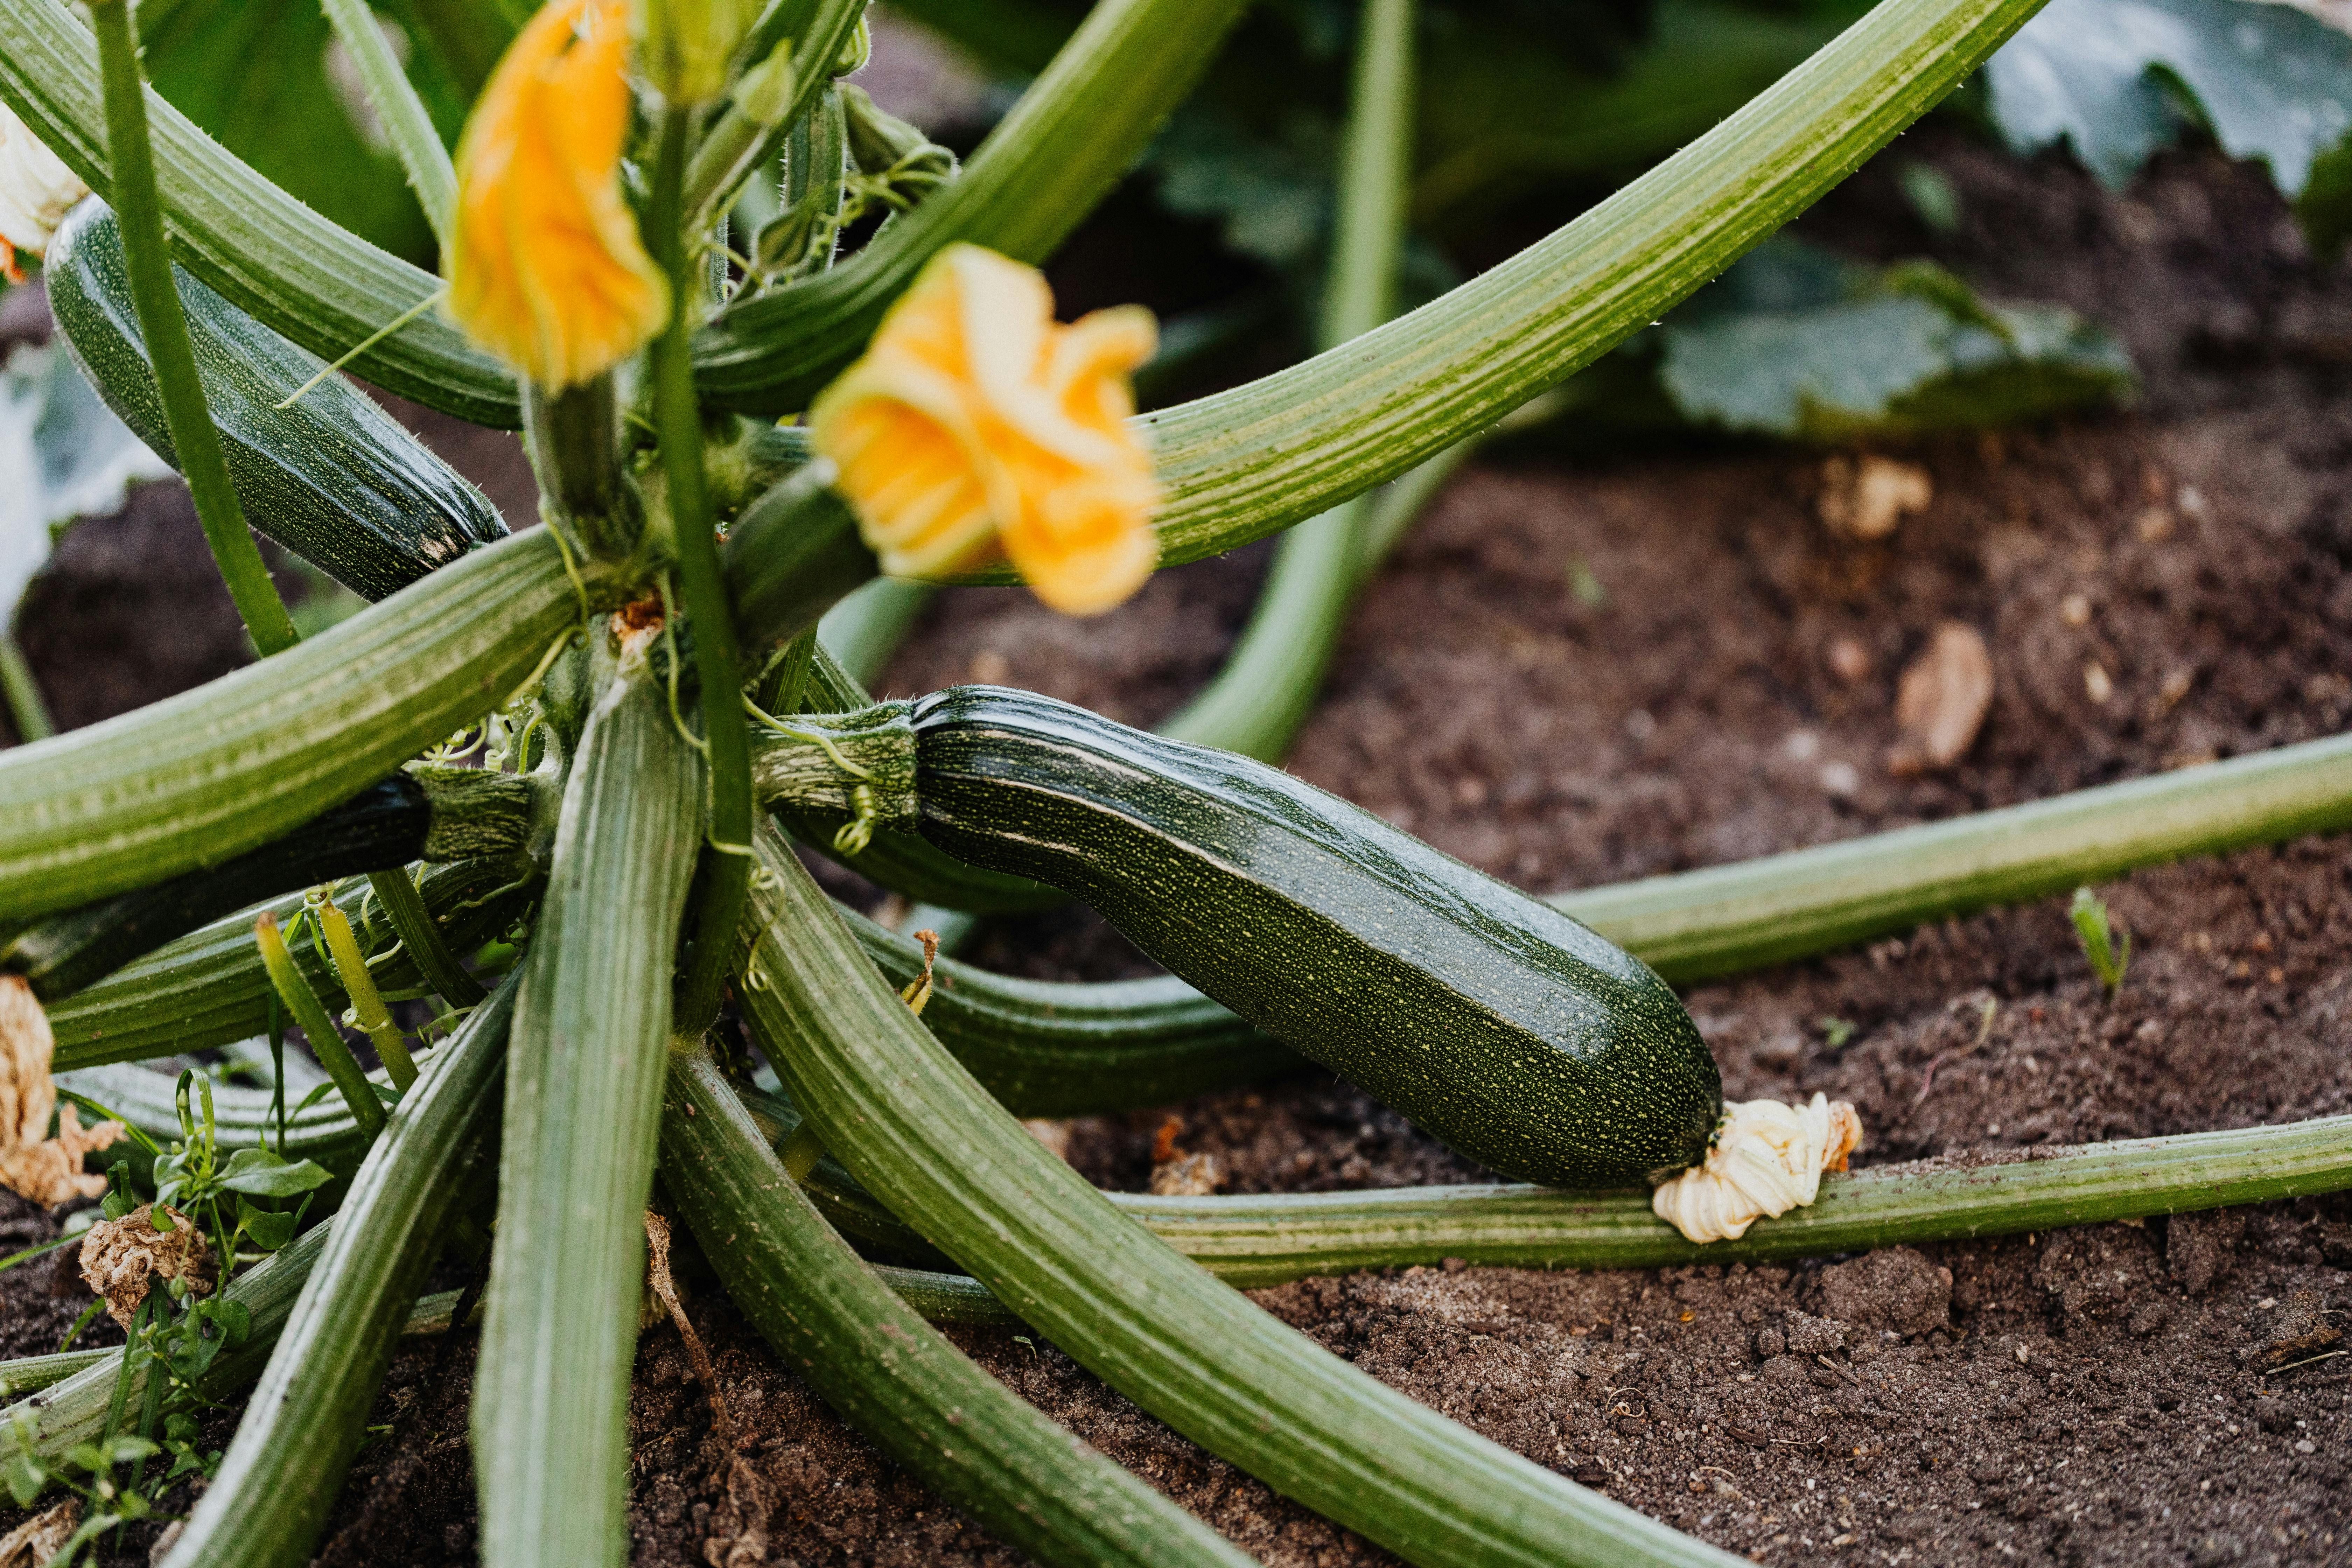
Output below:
[365,868,489,1007]
[735,829,1738,1568]
[318,0,457,248]
[660,1045,1255,1568]
[254,912,385,1140]
[315,898,418,1091]
[522,380,640,562]
[693,0,1252,410]
[680,0,866,223]
[1546,729,2352,984]
[475,643,702,1568]
[46,858,531,1072]
[162,979,513,1568]
[89,0,297,657]
[0,628,51,743]
[651,106,756,1042]
[0,527,586,922]
[0,0,515,426]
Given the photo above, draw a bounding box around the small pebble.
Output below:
[2085,660,2114,704]
[2060,593,2091,626]
[1826,636,1874,684]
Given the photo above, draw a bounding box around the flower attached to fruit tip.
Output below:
[1651,1092,1862,1244]
[0,102,88,284]
[446,0,670,390]
[809,244,1162,617]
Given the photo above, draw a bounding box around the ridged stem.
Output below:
[89,0,296,656]
[651,104,755,1040]
[1548,729,2352,983]
[318,0,457,248]
[0,528,585,921]
[366,867,489,1007]
[736,828,1739,1568]
[161,980,514,1568]
[474,644,703,1568]
[660,1045,1255,1568]
[679,0,868,224]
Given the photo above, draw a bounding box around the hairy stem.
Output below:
[89,0,296,655]
[318,0,457,247]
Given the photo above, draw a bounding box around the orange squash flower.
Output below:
[445,0,669,390]
[808,245,1161,617]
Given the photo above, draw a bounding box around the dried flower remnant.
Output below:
[0,1498,79,1567]
[79,1203,216,1327]
[809,244,1161,616]
[0,975,123,1206]
[0,102,88,283]
[1651,1093,1863,1243]
[444,0,670,389]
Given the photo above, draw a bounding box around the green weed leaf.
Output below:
[219,1147,334,1197]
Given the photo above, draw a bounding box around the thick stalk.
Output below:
[650,105,755,1041]
[1547,729,2352,983]
[735,830,1739,1568]
[89,0,297,656]
[162,980,514,1568]
[0,0,515,425]
[46,858,532,1071]
[660,1046,1254,1568]
[0,528,587,921]
[366,868,489,1007]
[1163,0,1413,759]
[474,642,702,1568]
[678,0,867,225]
[692,0,1252,409]
[319,0,458,247]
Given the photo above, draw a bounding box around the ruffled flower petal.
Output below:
[0,102,89,282]
[446,0,670,389]
[810,244,1161,616]
[1651,1092,1863,1244]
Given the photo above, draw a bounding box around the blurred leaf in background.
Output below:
[0,337,173,625]
[1983,0,2352,253]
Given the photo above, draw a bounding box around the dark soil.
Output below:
[5,106,2352,1568]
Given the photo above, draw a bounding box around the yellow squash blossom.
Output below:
[445,0,669,389]
[809,244,1161,617]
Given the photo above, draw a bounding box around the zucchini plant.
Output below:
[0,0,2344,1564]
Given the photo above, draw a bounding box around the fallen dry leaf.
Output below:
[0,974,123,1205]
[1819,454,1932,540]
[1887,622,1993,774]
[80,1203,214,1327]
[0,1497,76,1566]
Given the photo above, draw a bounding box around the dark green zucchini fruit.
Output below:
[6,765,540,1003]
[46,200,506,602]
[907,686,1723,1188]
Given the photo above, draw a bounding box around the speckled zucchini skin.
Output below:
[47,201,506,602]
[909,686,1723,1188]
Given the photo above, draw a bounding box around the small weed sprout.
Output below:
[1818,1016,1857,1049]
[2070,886,2132,998]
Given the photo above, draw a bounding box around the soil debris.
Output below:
[0,1499,76,1567]
[1887,621,1995,775]
[1818,454,1932,540]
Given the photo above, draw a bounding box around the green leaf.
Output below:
[236,1198,299,1252]
[1984,0,2352,222]
[1,1450,47,1507]
[1647,241,2134,438]
[220,1147,334,1197]
[105,1435,159,1463]
[0,341,173,620]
